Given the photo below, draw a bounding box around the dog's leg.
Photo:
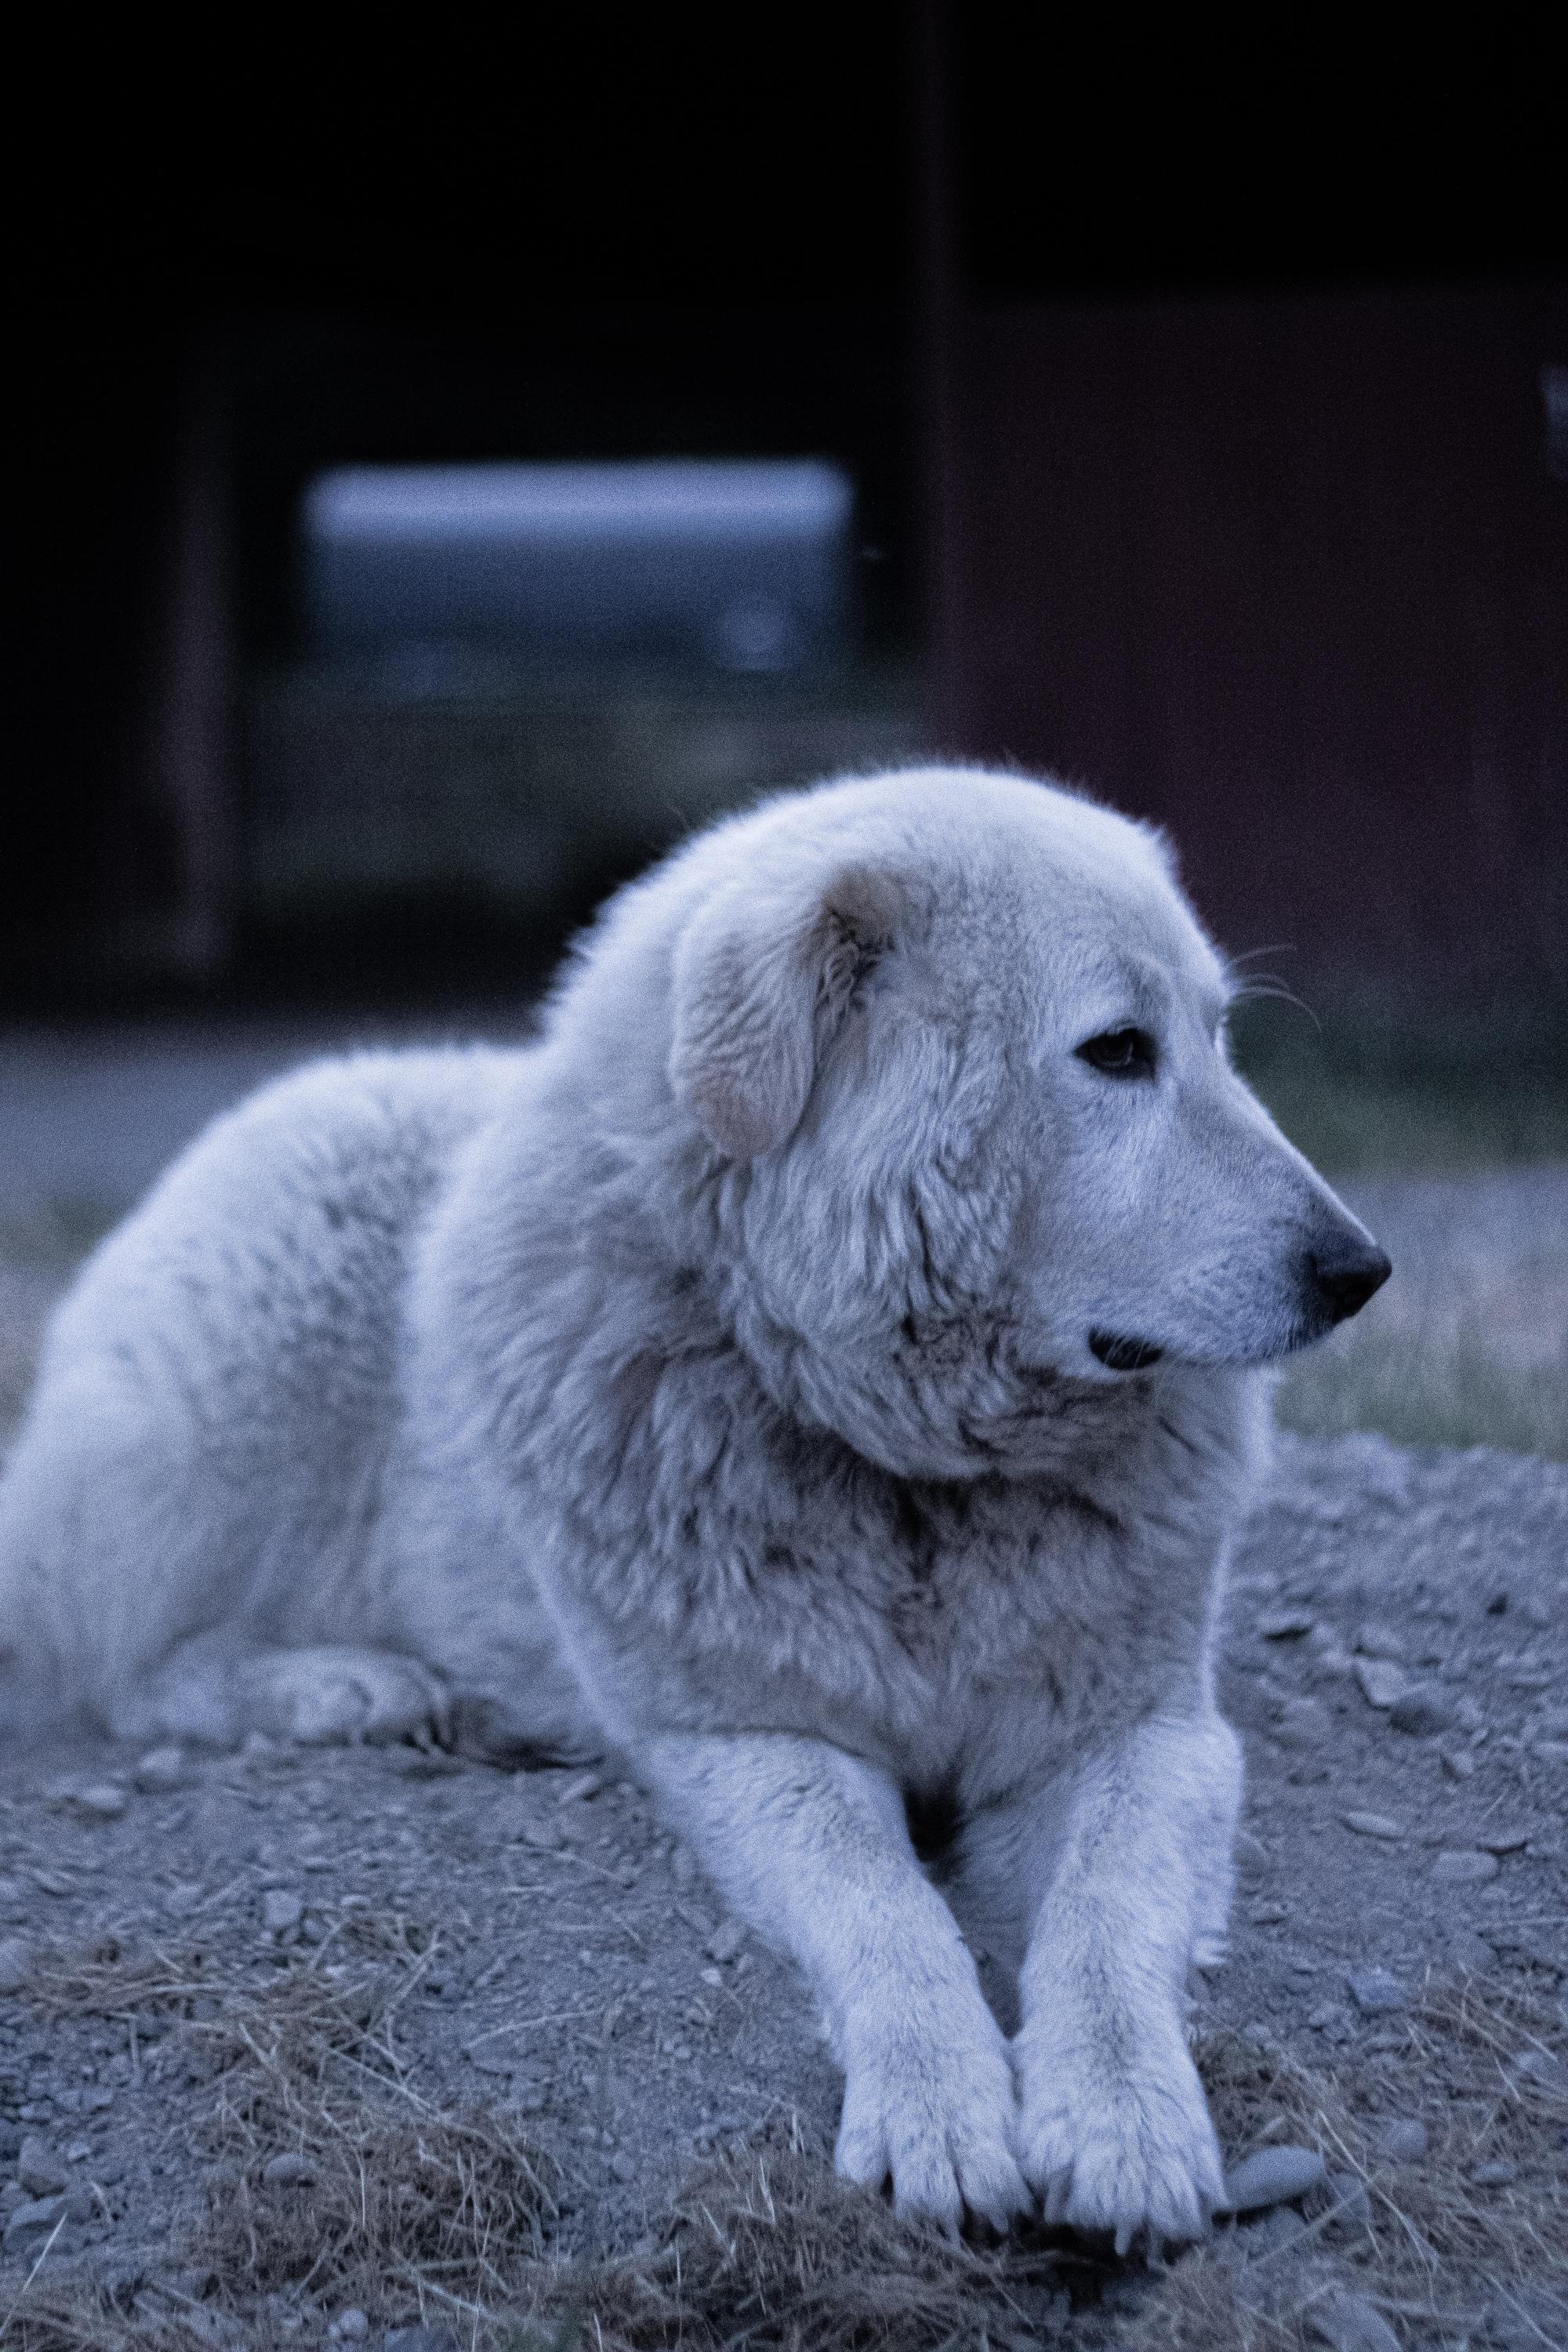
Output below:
[1009,1711,1242,2252]
[640,1728,1028,2233]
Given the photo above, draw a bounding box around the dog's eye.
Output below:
[1076,1027,1157,1080]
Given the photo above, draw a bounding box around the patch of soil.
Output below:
[0,1432,1563,2350]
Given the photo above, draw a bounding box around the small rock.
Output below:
[1306,2288,1402,2352]
[608,2149,638,2182]
[706,1918,746,1964]
[1453,1693,1486,1733]
[132,1745,189,1795]
[1387,1685,1454,1736]
[1347,1968,1407,2014]
[1376,2118,1427,2161]
[1248,1900,1289,1925]
[1274,1697,1334,1748]
[1341,1812,1403,1840]
[1432,1849,1500,1886]
[1353,1660,1407,1710]
[0,1936,32,1993]
[69,1783,128,1821]
[521,1819,564,1851]
[1446,1928,1496,1973]
[1475,1828,1530,1854]
[1469,2159,1517,2186]
[1440,1748,1476,1780]
[3,2194,67,2247]
[261,1889,303,1933]
[1325,2170,1372,2225]
[1511,2046,1566,2092]
[261,2151,318,2187]
[336,2312,369,2342]
[1258,1610,1316,1639]
[1354,1623,1406,1661]
[1219,2143,1326,2212]
[17,2137,70,2197]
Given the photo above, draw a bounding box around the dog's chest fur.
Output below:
[506,1330,1248,1795]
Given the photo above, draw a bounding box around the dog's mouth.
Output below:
[1087,1329,1165,1373]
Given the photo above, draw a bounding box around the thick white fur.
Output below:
[0,768,1382,2248]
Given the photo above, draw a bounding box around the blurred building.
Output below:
[7,9,1563,1009]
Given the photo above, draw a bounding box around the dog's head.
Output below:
[627,768,1387,1476]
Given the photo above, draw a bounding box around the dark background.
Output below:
[8,7,1564,1014]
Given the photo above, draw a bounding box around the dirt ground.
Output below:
[0,1027,1564,2350]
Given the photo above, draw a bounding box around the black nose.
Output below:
[1310,1242,1392,1326]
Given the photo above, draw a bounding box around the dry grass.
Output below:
[571,2135,1076,2352]
[5,1936,1564,2352]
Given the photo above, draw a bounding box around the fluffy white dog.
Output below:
[0,767,1389,2249]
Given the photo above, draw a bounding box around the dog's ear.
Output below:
[668,865,900,1159]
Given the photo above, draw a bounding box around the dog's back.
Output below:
[0,1046,521,1734]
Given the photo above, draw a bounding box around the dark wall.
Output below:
[933,282,1567,990]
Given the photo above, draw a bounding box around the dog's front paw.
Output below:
[1015,2023,1224,2254]
[835,2010,1029,2234]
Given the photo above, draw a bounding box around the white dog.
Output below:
[0,767,1389,2249]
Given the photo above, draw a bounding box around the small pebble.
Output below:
[1219,2143,1326,2213]
[706,1918,746,1964]
[521,1820,564,1851]
[1248,1900,1289,1925]
[1474,1828,1530,1854]
[1306,2288,1402,2352]
[1347,1968,1407,2014]
[1446,1928,1496,1973]
[3,2195,68,2246]
[1440,1748,1475,1780]
[1233,1830,1270,1873]
[1325,2170,1372,2226]
[1512,2047,1566,2091]
[17,2137,70,2197]
[1468,2159,1517,2186]
[1387,1686,1454,1736]
[71,1784,129,1822]
[1341,1812,1403,1841]
[1354,1623,1405,1661]
[260,1890,303,1933]
[1258,1610,1316,1639]
[1432,1849,1500,1886]
[132,1746,189,1795]
[1376,2118,1427,2161]
[261,2151,318,2187]
[1274,1697,1334,1748]
[1353,1660,1407,1710]
[334,2313,368,2343]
